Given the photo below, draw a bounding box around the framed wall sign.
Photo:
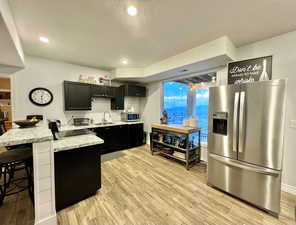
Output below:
[228,56,272,84]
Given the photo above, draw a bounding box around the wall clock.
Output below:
[29,88,53,106]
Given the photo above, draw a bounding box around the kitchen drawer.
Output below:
[208,154,281,215]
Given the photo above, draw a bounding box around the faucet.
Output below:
[102,111,111,124]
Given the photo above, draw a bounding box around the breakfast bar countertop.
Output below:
[0,126,53,147]
[53,134,104,152]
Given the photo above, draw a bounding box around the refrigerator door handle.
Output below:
[238,91,245,153]
[209,154,280,176]
[233,92,240,152]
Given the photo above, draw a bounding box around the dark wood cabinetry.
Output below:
[64,81,92,110]
[94,123,144,154]
[54,145,101,211]
[111,86,124,110]
[91,85,115,98]
[121,84,146,97]
[128,123,144,148]
[95,126,114,152]
[64,81,146,111]
[115,125,129,149]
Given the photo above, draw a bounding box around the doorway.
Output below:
[0,77,12,130]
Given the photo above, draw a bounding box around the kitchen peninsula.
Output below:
[0,125,104,225]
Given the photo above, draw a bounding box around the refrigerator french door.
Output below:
[207,79,286,216]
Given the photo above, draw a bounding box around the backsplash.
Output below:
[63,97,142,125]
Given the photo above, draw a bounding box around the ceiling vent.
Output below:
[178,69,189,73]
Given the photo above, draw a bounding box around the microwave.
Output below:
[121,113,140,122]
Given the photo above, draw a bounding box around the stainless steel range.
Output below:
[207,79,286,217]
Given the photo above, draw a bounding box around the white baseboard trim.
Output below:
[35,214,57,225]
[281,183,296,195]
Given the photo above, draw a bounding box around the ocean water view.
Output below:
[164,105,209,142]
[163,81,209,143]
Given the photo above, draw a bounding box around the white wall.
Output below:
[142,31,296,193]
[140,81,163,142]
[235,31,296,192]
[10,56,140,124]
[0,0,25,69]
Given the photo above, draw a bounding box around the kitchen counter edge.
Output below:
[60,121,144,132]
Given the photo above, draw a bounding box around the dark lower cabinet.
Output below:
[114,125,129,150]
[54,145,101,211]
[94,123,144,154]
[95,126,114,153]
[128,123,144,148]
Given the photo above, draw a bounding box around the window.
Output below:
[163,81,210,144]
[195,89,209,143]
[163,82,188,125]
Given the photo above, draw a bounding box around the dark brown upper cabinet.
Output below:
[91,85,116,98]
[121,84,146,97]
[64,81,92,111]
[111,86,124,110]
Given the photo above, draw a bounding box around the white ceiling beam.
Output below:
[112,36,237,82]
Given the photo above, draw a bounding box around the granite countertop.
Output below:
[0,121,143,148]
[0,126,53,147]
[60,121,144,132]
[53,134,104,152]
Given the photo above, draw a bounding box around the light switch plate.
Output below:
[290,120,296,129]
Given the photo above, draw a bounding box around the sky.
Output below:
[163,81,209,108]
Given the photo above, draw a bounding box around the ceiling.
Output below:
[9,0,296,70]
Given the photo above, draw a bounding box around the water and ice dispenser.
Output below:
[212,112,228,135]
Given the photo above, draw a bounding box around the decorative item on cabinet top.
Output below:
[79,74,111,86]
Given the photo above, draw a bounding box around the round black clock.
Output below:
[29,88,53,106]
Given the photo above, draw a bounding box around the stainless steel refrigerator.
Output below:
[207,79,286,217]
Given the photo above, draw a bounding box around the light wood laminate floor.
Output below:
[1,145,296,225]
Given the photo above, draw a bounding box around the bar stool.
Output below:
[0,148,34,205]
[0,120,34,206]
[0,119,5,136]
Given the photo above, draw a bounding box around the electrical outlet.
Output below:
[290,120,296,129]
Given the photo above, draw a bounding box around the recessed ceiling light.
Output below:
[127,6,138,16]
[39,36,49,44]
[121,59,128,65]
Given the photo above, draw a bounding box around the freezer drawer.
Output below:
[208,153,281,216]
